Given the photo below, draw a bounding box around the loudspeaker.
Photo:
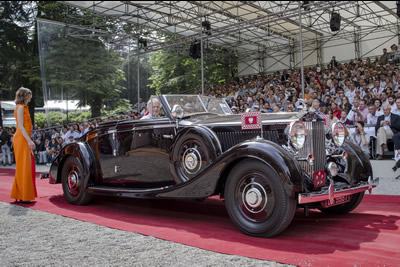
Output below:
[397,1,400,18]
[189,42,201,59]
[330,12,341,32]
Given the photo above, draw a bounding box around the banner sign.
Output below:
[241,112,262,130]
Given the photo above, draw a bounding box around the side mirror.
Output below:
[171,105,184,119]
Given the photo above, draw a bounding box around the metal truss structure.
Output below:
[60,1,399,75]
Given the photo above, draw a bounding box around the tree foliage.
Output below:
[149,45,238,94]
[1,1,237,127]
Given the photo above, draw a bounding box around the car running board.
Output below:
[87,185,173,198]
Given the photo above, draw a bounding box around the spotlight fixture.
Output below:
[189,40,201,59]
[201,20,212,35]
[330,11,341,32]
[397,1,400,18]
[303,1,310,11]
[138,38,147,49]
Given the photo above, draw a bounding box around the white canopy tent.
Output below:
[57,1,400,97]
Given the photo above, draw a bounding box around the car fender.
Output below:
[49,142,94,184]
[159,138,304,199]
[338,140,373,183]
[216,139,304,198]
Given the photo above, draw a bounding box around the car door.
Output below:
[115,117,177,188]
[95,121,120,183]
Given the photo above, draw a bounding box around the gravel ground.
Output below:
[0,202,290,266]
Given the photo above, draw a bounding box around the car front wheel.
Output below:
[62,157,92,205]
[224,159,296,237]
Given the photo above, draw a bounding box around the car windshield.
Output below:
[199,96,232,115]
[163,95,207,116]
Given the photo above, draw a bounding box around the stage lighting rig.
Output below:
[397,1,400,18]
[202,20,211,35]
[138,38,148,50]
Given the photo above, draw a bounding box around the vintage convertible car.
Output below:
[49,94,379,237]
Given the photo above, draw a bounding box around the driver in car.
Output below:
[140,98,161,120]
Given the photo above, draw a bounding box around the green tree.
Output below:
[38,21,126,119]
[149,45,238,94]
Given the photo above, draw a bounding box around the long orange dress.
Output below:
[10,104,37,201]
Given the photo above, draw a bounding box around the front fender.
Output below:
[159,138,304,199]
[339,140,373,183]
[217,139,304,198]
[49,142,93,184]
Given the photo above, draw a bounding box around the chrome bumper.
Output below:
[298,177,379,205]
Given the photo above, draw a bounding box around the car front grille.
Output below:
[298,121,327,176]
[215,130,279,152]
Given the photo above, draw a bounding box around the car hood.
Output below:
[179,112,304,127]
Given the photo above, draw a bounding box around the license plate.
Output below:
[321,195,351,208]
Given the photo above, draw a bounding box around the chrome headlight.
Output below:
[289,121,306,150]
[331,122,346,147]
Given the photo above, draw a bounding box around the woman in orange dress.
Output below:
[10,87,37,203]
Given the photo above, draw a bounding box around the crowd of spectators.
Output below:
[0,119,101,166]
[195,46,400,159]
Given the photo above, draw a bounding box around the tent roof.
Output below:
[59,1,399,57]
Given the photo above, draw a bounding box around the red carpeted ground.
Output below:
[1,169,399,266]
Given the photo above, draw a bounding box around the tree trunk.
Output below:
[90,96,102,119]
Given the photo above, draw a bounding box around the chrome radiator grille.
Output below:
[298,121,326,176]
[216,130,279,152]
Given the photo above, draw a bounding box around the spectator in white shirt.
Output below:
[387,94,396,111]
[372,80,384,96]
[367,105,379,125]
[350,121,370,158]
[345,83,356,103]
[381,91,389,105]
[392,97,400,115]
[60,127,68,141]
[346,98,360,124]
[66,125,79,140]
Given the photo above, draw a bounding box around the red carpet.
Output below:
[1,169,399,266]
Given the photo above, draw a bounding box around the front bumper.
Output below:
[298,177,379,205]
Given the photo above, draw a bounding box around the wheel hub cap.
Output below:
[245,188,262,208]
[182,148,202,174]
[242,182,268,214]
[68,171,79,190]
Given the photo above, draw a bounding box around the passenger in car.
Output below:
[140,98,161,120]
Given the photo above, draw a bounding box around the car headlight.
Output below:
[331,122,346,147]
[289,121,306,150]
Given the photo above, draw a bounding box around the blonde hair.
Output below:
[15,87,32,104]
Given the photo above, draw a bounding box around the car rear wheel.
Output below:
[319,192,364,214]
[224,159,296,237]
[62,157,92,205]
